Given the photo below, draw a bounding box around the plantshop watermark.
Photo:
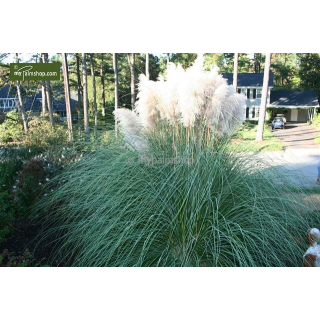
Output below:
[126,155,193,166]
[10,63,60,81]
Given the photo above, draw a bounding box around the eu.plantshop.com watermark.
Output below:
[126,155,193,166]
[10,63,60,81]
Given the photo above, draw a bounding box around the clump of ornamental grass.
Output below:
[34,58,319,266]
[35,127,319,267]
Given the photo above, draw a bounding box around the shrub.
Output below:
[27,115,68,147]
[0,110,23,143]
[14,158,46,212]
[312,112,320,128]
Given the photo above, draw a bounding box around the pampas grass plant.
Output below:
[114,55,246,150]
[34,57,319,267]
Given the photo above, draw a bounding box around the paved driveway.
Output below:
[261,149,320,188]
[258,123,320,187]
[272,122,320,149]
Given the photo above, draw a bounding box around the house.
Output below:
[0,85,78,119]
[222,73,320,122]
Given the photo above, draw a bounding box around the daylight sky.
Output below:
[2,53,256,64]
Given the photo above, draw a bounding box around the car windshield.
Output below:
[275,119,283,123]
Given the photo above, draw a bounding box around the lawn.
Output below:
[231,121,283,152]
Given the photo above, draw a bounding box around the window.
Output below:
[239,88,246,97]
[257,89,262,99]
[251,107,255,118]
[256,108,260,118]
[247,89,250,99]
[253,89,257,99]
[246,107,249,119]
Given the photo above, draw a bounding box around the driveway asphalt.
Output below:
[272,122,320,149]
[261,149,320,188]
[257,123,320,187]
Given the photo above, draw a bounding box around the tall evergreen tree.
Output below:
[61,53,73,141]
[42,53,54,130]
[233,53,238,91]
[113,53,119,135]
[128,53,135,108]
[39,53,47,115]
[15,53,28,135]
[76,53,82,135]
[82,53,89,140]
[256,53,271,142]
[146,53,149,80]
[100,53,106,117]
[90,54,98,137]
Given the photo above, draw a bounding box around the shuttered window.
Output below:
[253,89,257,99]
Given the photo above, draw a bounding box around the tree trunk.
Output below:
[43,53,54,131]
[90,54,97,138]
[76,54,82,135]
[82,53,89,140]
[146,53,150,80]
[113,53,119,136]
[15,53,28,135]
[41,85,47,115]
[233,53,238,91]
[128,53,135,109]
[256,53,271,142]
[100,54,106,117]
[61,53,73,141]
[40,54,47,115]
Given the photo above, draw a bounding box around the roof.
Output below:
[270,91,319,107]
[222,73,274,87]
[0,85,16,98]
[0,85,78,112]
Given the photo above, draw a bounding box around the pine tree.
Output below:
[15,53,28,135]
[256,53,271,142]
[113,53,119,135]
[90,54,97,137]
[82,53,89,140]
[61,53,73,141]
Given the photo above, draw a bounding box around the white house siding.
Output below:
[240,87,271,120]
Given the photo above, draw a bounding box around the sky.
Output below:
[2,53,55,63]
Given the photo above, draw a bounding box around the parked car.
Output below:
[272,117,285,130]
[276,114,287,124]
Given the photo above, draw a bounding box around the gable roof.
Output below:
[222,73,274,87]
[270,91,319,107]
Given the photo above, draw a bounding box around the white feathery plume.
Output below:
[113,108,148,150]
[115,56,246,150]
